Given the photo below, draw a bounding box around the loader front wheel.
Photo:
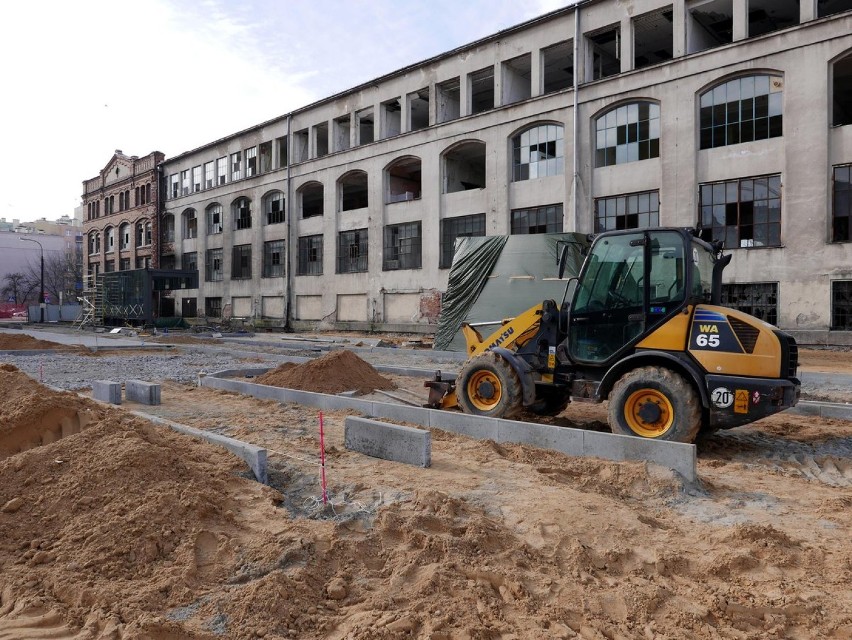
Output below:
[457,352,523,418]
[608,367,702,443]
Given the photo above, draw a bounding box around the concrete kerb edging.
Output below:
[130,411,268,484]
[204,369,697,482]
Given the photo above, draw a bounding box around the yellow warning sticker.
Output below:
[734,389,749,414]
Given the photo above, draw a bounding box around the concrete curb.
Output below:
[204,370,696,482]
[345,417,431,467]
[131,411,268,484]
[788,401,852,420]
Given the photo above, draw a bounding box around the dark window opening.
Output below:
[469,66,495,114]
[633,7,674,69]
[588,24,620,80]
[833,53,852,127]
[232,245,252,279]
[205,249,223,282]
[259,141,272,173]
[819,0,852,17]
[748,0,800,38]
[832,280,852,329]
[263,240,285,278]
[337,229,368,273]
[721,282,778,325]
[357,108,374,145]
[383,222,422,270]
[205,297,222,318]
[833,164,852,242]
[408,88,430,131]
[381,98,402,138]
[233,198,252,230]
[440,213,486,268]
[294,129,309,162]
[334,115,351,152]
[340,171,369,211]
[265,192,285,225]
[511,204,564,234]
[688,0,733,53]
[314,122,329,157]
[386,157,422,204]
[542,40,574,93]
[297,235,323,276]
[301,184,324,218]
[443,142,486,193]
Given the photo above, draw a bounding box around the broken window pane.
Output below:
[699,75,783,149]
[594,191,660,232]
[697,174,782,248]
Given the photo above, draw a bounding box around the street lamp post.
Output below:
[20,236,44,323]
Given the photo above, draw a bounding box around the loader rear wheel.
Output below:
[457,352,523,418]
[608,367,701,443]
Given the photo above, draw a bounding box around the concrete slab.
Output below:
[345,417,431,467]
[428,410,500,441]
[787,401,852,420]
[92,380,121,405]
[132,412,267,484]
[582,430,696,482]
[496,419,584,457]
[125,380,161,405]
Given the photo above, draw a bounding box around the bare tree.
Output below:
[23,249,83,305]
[1,272,35,304]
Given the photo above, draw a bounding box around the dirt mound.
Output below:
[255,350,395,395]
[0,333,76,351]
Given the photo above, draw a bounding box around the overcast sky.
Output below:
[0,0,572,224]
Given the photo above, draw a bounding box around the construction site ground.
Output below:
[0,324,851,640]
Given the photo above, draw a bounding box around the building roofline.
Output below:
[164,1,592,164]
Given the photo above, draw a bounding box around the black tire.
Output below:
[456,352,523,418]
[527,388,570,417]
[608,366,702,443]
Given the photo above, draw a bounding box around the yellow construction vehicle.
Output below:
[426,228,800,444]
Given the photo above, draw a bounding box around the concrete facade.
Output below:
[82,150,164,280]
[158,1,852,340]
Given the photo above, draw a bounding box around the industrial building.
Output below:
[93,0,852,341]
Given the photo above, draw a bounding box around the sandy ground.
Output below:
[1,335,851,639]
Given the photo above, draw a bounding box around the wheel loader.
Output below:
[425,227,800,444]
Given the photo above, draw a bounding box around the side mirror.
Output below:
[558,245,569,279]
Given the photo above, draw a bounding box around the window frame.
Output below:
[262,240,285,278]
[297,234,323,276]
[383,222,422,270]
[440,213,486,268]
[594,190,660,232]
[511,204,564,234]
[699,74,783,150]
[205,248,224,282]
[698,174,782,249]
[594,102,660,167]
[336,228,368,274]
[512,124,565,181]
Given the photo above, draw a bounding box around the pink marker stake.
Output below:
[319,411,328,504]
[39,358,43,382]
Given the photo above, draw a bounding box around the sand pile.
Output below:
[255,350,394,395]
[0,333,76,351]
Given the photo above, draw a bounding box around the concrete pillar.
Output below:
[620,16,633,74]
[673,1,687,58]
[800,0,816,23]
[460,72,470,117]
[530,47,543,97]
[733,0,749,41]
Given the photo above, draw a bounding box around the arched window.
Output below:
[442,141,486,193]
[699,74,783,149]
[183,209,197,239]
[119,222,130,249]
[338,171,369,211]
[207,204,223,235]
[594,103,659,167]
[105,226,115,252]
[162,214,175,243]
[512,124,564,180]
[300,182,324,218]
[385,157,421,203]
[263,191,285,225]
[232,197,252,230]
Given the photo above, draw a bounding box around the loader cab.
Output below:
[565,228,718,365]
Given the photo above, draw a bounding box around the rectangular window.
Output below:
[595,191,660,232]
[192,166,202,192]
[383,222,422,270]
[314,122,329,157]
[356,109,374,145]
[334,115,351,152]
[502,54,532,106]
[833,164,851,242]
[263,240,285,278]
[297,235,323,276]
[232,244,252,279]
[182,252,197,272]
[181,170,190,195]
[204,161,214,189]
[469,66,495,114]
[542,40,574,94]
[216,157,227,185]
[380,98,402,139]
[511,204,564,234]
[230,152,242,181]
[699,174,782,248]
[208,205,223,235]
[205,248,223,281]
[440,213,486,268]
[170,174,179,199]
[259,141,272,173]
[721,282,778,325]
[436,78,460,123]
[337,228,368,273]
[234,200,251,230]
[205,297,222,318]
[245,147,257,177]
[119,258,131,271]
[266,193,285,225]
[104,260,115,273]
[295,129,309,162]
[408,88,430,131]
[633,7,674,70]
[832,280,852,330]
[588,24,620,80]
